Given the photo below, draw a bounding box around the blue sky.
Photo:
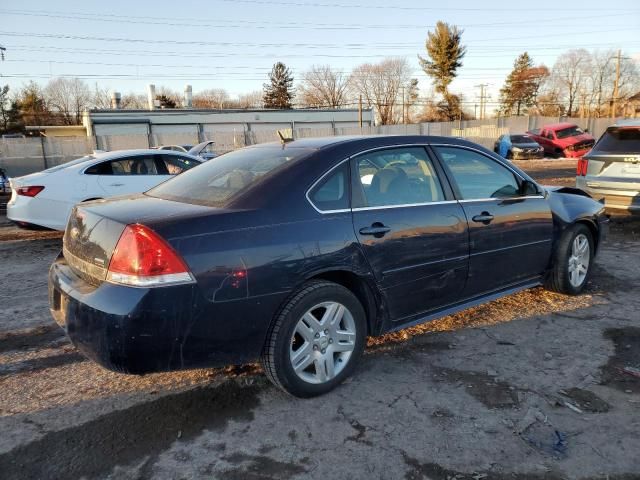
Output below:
[1,0,639,108]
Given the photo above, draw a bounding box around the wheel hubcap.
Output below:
[568,233,590,287]
[289,301,356,384]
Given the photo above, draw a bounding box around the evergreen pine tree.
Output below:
[418,22,466,120]
[263,62,295,109]
[499,52,548,116]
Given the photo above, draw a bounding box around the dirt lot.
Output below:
[1,160,639,480]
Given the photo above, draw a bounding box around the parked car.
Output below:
[0,167,9,194]
[576,119,640,212]
[527,123,595,158]
[493,134,544,160]
[188,140,217,160]
[49,136,607,397]
[8,149,201,230]
[156,144,193,153]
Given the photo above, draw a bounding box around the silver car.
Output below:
[576,120,640,212]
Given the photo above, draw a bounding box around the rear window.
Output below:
[593,127,640,153]
[44,155,96,173]
[147,145,314,207]
[555,126,584,139]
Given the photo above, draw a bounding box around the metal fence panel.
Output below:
[1,116,630,177]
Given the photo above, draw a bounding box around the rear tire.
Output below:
[261,280,366,397]
[545,224,594,295]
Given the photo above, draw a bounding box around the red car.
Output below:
[527,123,595,158]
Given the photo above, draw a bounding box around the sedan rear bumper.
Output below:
[49,255,282,374]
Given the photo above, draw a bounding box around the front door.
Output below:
[432,145,553,297]
[351,146,469,322]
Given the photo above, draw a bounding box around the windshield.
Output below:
[147,145,314,207]
[510,135,533,143]
[555,126,584,139]
[43,155,96,173]
[593,127,640,153]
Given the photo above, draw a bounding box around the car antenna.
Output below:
[277,130,294,144]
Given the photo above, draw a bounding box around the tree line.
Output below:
[1,21,638,134]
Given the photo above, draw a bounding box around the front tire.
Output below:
[545,224,594,295]
[261,280,366,397]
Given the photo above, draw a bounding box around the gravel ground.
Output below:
[1,160,639,480]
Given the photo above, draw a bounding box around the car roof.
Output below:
[544,122,579,130]
[248,135,480,151]
[610,119,640,128]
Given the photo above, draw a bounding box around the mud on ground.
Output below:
[0,161,639,479]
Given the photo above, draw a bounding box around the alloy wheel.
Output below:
[568,233,590,287]
[289,301,356,384]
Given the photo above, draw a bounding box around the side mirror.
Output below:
[520,179,539,196]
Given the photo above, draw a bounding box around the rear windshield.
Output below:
[555,126,584,139]
[593,127,640,153]
[510,135,533,143]
[147,145,314,207]
[44,155,96,173]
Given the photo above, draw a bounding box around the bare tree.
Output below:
[44,77,91,125]
[92,83,112,109]
[297,65,350,108]
[551,49,592,116]
[350,58,413,125]
[226,90,264,109]
[193,88,230,109]
[120,93,148,109]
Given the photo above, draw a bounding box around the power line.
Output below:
[0,8,632,30]
[1,28,637,49]
[215,0,639,11]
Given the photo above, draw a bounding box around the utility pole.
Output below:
[611,49,621,118]
[475,84,488,120]
[358,95,363,131]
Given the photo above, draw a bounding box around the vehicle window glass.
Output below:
[309,162,349,211]
[109,156,159,175]
[45,155,96,173]
[593,127,640,153]
[147,145,314,207]
[510,135,532,143]
[85,161,113,175]
[546,131,555,139]
[160,155,199,175]
[353,147,445,207]
[435,147,521,199]
[556,126,584,139]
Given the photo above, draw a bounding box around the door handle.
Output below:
[359,223,391,236]
[472,212,494,224]
[109,183,124,187]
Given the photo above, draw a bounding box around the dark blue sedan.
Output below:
[49,136,608,397]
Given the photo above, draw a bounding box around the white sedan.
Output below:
[7,149,202,230]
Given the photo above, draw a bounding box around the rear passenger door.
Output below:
[432,145,553,296]
[91,155,166,196]
[351,146,470,323]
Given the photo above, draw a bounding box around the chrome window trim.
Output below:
[430,143,529,182]
[305,142,546,214]
[352,200,458,212]
[305,157,352,215]
[457,195,545,203]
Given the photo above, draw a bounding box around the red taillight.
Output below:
[576,158,589,176]
[107,224,193,286]
[17,186,45,197]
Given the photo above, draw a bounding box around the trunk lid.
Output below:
[62,195,246,284]
[63,204,128,284]
[584,126,640,184]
